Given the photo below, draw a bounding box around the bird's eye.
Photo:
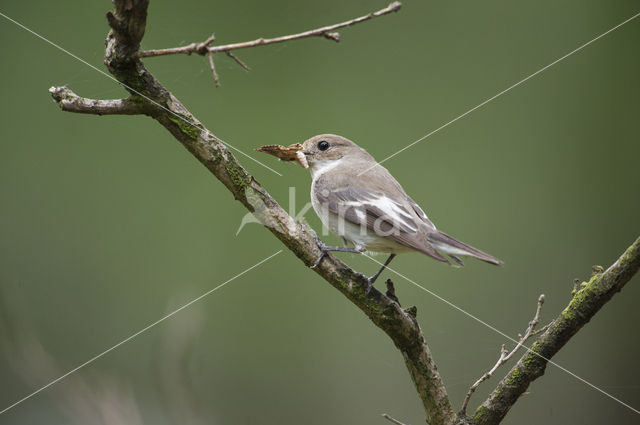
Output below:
[318,140,330,151]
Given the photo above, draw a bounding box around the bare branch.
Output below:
[474,238,640,425]
[139,32,216,58]
[137,1,402,58]
[49,86,143,115]
[460,294,545,414]
[382,413,410,425]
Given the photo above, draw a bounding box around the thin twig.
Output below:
[529,323,551,337]
[382,413,410,425]
[460,294,545,415]
[199,33,216,53]
[140,32,216,58]
[137,2,402,58]
[208,52,221,87]
[226,51,251,71]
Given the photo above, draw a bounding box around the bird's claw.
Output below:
[364,277,373,295]
[311,237,329,269]
[310,236,373,297]
[311,251,326,269]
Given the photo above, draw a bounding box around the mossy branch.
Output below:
[473,237,640,425]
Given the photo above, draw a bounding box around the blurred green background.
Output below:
[1,1,639,424]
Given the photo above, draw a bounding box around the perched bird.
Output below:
[301,134,501,292]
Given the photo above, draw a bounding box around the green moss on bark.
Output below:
[167,114,202,141]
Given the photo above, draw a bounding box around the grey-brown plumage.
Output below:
[301,134,502,288]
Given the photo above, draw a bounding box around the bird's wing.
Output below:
[315,184,417,233]
[314,175,448,263]
[407,195,437,230]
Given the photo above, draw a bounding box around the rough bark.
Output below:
[49,86,142,115]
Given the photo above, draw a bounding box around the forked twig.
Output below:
[138,2,400,86]
[138,2,401,59]
[460,294,546,415]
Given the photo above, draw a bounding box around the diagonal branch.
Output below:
[473,237,640,425]
[137,1,402,58]
[49,86,144,115]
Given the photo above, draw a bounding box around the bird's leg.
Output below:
[311,237,364,269]
[365,254,396,294]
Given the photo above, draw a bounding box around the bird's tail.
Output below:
[427,231,502,266]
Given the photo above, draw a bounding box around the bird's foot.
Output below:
[362,253,396,295]
[311,251,327,269]
[310,237,364,269]
[311,237,329,269]
[364,276,374,295]
[363,271,382,296]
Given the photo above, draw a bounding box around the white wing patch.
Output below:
[370,196,419,232]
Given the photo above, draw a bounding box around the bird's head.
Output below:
[301,134,372,172]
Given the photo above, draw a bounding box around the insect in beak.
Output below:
[296,151,309,168]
